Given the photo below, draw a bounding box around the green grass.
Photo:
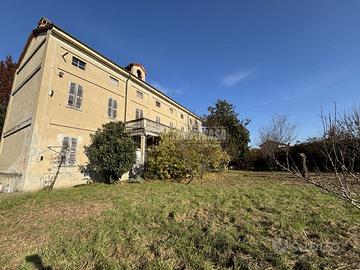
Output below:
[0,171,359,269]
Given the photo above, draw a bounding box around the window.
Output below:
[156,116,161,123]
[135,108,143,119]
[189,119,193,125]
[169,108,174,114]
[170,122,174,128]
[155,101,161,107]
[61,136,77,166]
[72,56,86,70]
[181,127,184,131]
[180,114,184,119]
[109,76,119,87]
[136,90,143,99]
[67,82,83,110]
[107,98,117,119]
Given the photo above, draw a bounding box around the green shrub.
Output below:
[145,130,229,180]
[84,121,136,183]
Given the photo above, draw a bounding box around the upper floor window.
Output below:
[135,108,143,119]
[136,90,143,99]
[156,116,161,123]
[67,82,83,110]
[155,101,161,108]
[181,126,184,131]
[170,122,174,128]
[169,108,174,114]
[180,114,184,119]
[189,119,193,125]
[72,56,86,70]
[107,98,117,119]
[109,76,119,87]
[61,136,78,166]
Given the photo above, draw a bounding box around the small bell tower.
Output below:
[125,63,147,81]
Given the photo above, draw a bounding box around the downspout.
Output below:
[124,73,131,123]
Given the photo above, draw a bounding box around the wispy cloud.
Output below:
[221,70,253,87]
[150,81,184,95]
[248,83,325,108]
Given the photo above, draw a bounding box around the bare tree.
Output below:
[259,114,297,145]
[273,106,360,210]
[259,115,297,169]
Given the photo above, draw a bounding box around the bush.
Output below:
[84,121,136,183]
[145,130,230,180]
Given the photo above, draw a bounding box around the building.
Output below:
[260,140,289,154]
[0,18,201,192]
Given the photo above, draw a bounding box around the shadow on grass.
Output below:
[25,255,52,270]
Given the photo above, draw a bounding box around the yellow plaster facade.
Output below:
[0,18,201,192]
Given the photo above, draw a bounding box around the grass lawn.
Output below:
[0,170,359,269]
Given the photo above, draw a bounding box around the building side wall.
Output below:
[0,33,48,191]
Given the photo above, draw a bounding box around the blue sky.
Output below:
[1,0,360,146]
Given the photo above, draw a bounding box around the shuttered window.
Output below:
[135,108,143,119]
[108,98,117,119]
[61,136,78,166]
[67,82,83,110]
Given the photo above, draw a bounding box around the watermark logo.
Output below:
[202,126,229,141]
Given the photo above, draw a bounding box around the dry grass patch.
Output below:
[0,171,359,269]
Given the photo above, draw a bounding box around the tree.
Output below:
[0,55,18,135]
[203,100,250,167]
[272,107,360,210]
[259,114,297,146]
[145,130,229,181]
[259,114,297,169]
[84,121,136,183]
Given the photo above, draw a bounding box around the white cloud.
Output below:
[221,70,253,87]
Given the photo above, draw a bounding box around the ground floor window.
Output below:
[61,136,78,166]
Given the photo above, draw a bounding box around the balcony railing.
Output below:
[125,118,171,136]
[125,118,202,137]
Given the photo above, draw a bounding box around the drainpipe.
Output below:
[124,73,131,123]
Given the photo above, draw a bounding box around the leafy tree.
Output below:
[84,121,136,183]
[145,130,229,181]
[0,55,17,135]
[203,99,250,167]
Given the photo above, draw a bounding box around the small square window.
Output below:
[136,90,143,99]
[72,56,86,70]
[155,101,161,107]
[110,76,119,87]
[169,108,174,114]
[180,114,184,119]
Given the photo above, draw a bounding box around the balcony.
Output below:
[125,118,202,137]
[125,118,172,136]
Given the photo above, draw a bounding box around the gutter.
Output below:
[124,73,131,123]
